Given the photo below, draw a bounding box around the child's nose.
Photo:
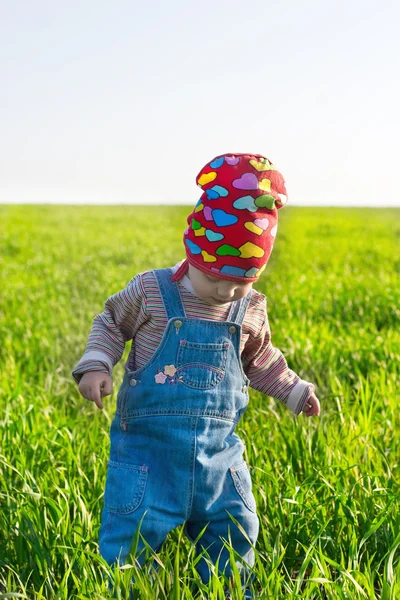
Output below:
[217,282,236,299]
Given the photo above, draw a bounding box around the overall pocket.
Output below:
[176,340,229,390]
[229,461,257,513]
[104,460,148,514]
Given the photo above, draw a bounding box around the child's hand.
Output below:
[78,372,113,410]
[302,393,320,417]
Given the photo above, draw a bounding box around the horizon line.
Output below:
[0,202,399,209]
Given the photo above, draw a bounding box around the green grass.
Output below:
[0,205,399,599]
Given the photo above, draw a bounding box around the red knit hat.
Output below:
[172,152,287,283]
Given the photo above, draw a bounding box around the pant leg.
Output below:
[186,455,260,595]
[99,505,180,566]
[99,415,192,566]
[185,510,259,586]
[98,455,185,566]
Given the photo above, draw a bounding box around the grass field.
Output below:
[0,205,399,599]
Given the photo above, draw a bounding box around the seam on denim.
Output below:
[177,363,225,373]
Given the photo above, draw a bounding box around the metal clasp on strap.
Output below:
[174,319,183,334]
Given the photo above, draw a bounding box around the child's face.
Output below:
[187,264,254,305]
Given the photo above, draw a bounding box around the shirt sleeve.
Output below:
[71,273,149,384]
[243,296,315,415]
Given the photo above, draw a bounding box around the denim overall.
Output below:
[99,268,260,590]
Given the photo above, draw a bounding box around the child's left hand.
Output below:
[302,394,320,417]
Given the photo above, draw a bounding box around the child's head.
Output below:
[172,152,287,291]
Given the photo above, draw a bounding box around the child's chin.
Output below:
[208,297,231,306]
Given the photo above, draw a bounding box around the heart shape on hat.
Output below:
[220,265,247,277]
[216,244,241,257]
[258,178,271,192]
[194,202,204,213]
[239,242,265,258]
[254,218,269,230]
[203,206,213,221]
[212,209,238,227]
[232,172,258,190]
[255,194,276,209]
[198,171,217,187]
[192,218,202,230]
[205,229,224,242]
[186,239,202,255]
[225,156,240,165]
[201,250,217,263]
[270,225,277,237]
[245,267,259,277]
[233,195,258,212]
[249,158,276,172]
[210,157,225,169]
[206,185,229,200]
[244,222,263,236]
[194,227,206,237]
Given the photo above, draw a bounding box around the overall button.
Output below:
[174,320,183,329]
[242,385,247,393]
[129,378,137,387]
[229,326,236,334]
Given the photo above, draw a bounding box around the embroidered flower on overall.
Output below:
[155,364,183,385]
[164,364,177,377]
[155,372,168,384]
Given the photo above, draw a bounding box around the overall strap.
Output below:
[227,289,253,326]
[153,268,186,320]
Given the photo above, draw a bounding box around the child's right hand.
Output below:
[78,372,113,410]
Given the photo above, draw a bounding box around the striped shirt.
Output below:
[72,263,315,414]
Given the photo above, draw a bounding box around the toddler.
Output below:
[72,153,320,597]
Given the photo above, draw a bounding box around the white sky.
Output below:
[1,0,399,206]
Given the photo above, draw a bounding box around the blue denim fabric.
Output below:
[99,268,260,591]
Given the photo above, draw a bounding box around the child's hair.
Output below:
[172,152,287,283]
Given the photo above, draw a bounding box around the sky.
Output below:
[1,0,399,206]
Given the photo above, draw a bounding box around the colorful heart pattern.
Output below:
[205,229,224,242]
[244,222,263,235]
[186,239,201,254]
[249,158,276,172]
[209,157,225,168]
[255,194,276,209]
[232,173,259,190]
[244,267,259,278]
[192,219,201,230]
[216,244,241,257]
[203,206,213,221]
[212,209,238,227]
[254,218,269,230]
[194,227,206,237]
[208,155,240,168]
[233,195,258,212]
[198,171,217,186]
[258,178,271,192]
[185,154,286,278]
[201,250,217,263]
[220,265,247,277]
[239,242,265,258]
[225,155,240,165]
[206,185,229,200]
